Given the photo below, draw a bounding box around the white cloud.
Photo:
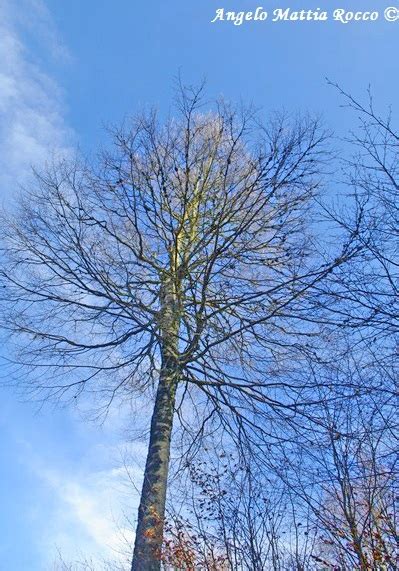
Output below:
[21,432,147,568]
[0,0,73,199]
[40,463,139,564]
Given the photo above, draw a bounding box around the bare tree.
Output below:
[321,83,399,345]
[319,445,398,569]
[0,84,352,570]
[274,352,398,571]
[309,397,398,570]
[164,447,320,571]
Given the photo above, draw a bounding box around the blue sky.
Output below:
[0,1,398,569]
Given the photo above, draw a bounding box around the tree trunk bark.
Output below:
[131,355,178,571]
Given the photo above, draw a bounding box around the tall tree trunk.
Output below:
[132,277,180,570]
[131,356,178,570]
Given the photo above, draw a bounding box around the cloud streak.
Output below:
[0,0,73,199]
[39,461,139,566]
[14,414,146,568]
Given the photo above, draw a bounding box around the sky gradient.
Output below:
[0,1,398,568]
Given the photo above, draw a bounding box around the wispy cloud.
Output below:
[15,420,146,568]
[0,0,73,198]
[38,458,142,566]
